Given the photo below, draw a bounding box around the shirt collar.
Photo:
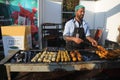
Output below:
[73,18,85,24]
[73,18,85,27]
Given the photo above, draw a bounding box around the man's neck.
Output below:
[75,17,82,23]
[75,17,83,25]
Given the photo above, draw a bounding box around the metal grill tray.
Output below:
[7,47,120,64]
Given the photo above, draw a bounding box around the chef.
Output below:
[63,4,97,50]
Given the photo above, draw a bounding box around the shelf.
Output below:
[41,23,63,48]
[42,29,62,30]
[41,23,61,26]
[62,12,74,14]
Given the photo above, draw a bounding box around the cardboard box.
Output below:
[1,25,32,56]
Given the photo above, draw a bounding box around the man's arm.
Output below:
[64,36,83,44]
[86,36,98,46]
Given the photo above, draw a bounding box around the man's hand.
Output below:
[86,36,98,47]
[73,37,83,44]
[91,40,98,47]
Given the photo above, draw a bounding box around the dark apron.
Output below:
[66,20,89,50]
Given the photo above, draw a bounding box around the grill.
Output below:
[1,47,120,80]
[7,49,99,63]
[5,47,120,64]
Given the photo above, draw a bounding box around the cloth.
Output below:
[63,18,90,38]
[19,5,35,25]
[11,11,19,24]
[75,5,85,12]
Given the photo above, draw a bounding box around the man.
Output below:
[63,5,97,50]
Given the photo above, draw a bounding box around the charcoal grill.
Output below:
[1,48,120,80]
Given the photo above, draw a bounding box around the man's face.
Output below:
[75,8,85,20]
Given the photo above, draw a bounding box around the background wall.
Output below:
[80,1,95,29]
[42,0,62,23]
[39,0,120,47]
[81,0,120,45]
